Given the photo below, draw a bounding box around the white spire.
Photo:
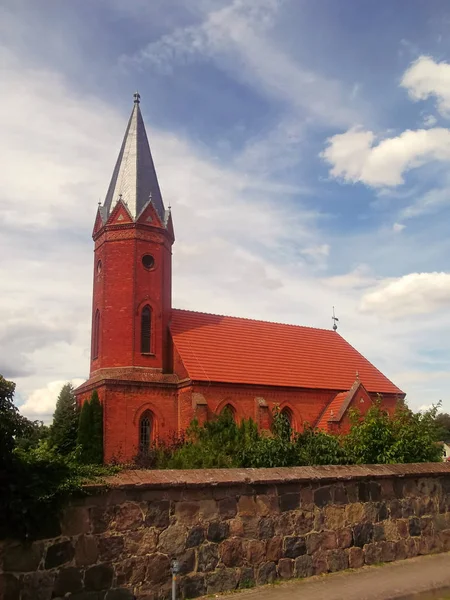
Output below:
[103,93,165,222]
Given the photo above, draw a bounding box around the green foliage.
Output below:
[15,420,49,452]
[344,400,444,464]
[77,391,104,464]
[435,412,450,442]
[0,375,29,466]
[90,391,104,464]
[48,383,79,455]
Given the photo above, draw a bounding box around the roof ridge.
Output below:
[172,307,336,334]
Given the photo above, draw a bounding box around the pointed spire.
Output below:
[103,93,165,222]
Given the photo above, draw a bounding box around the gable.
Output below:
[170,309,404,394]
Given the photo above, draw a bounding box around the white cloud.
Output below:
[401,56,450,117]
[322,126,450,187]
[19,379,85,422]
[393,222,406,232]
[423,114,438,128]
[360,272,450,318]
[400,185,450,219]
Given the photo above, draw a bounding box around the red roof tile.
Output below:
[317,392,349,431]
[170,310,403,394]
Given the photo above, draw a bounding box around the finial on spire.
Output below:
[134,91,141,104]
[332,306,339,332]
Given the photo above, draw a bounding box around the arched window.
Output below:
[139,411,153,453]
[93,310,100,360]
[221,403,236,421]
[141,305,152,353]
[281,407,294,431]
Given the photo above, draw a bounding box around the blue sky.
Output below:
[2,0,450,419]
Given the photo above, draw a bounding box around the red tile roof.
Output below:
[170,309,403,394]
[317,391,349,431]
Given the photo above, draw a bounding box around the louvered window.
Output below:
[93,310,100,359]
[141,305,151,353]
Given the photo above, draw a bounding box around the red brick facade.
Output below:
[74,97,404,463]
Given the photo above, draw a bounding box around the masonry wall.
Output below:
[2,463,450,600]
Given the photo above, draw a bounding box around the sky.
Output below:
[3,0,450,421]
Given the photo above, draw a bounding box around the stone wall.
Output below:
[1,464,450,600]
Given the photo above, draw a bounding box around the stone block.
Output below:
[229,518,244,537]
[3,541,43,572]
[21,571,55,600]
[237,496,257,517]
[177,549,196,575]
[404,538,419,558]
[61,506,91,536]
[54,567,83,596]
[364,543,382,565]
[145,501,170,529]
[219,497,237,519]
[396,519,409,538]
[380,479,396,500]
[186,526,205,548]
[114,502,143,531]
[439,529,450,552]
[175,502,200,525]
[324,506,346,530]
[379,541,396,562]
[274,512,295,536]
[377,502,389,521]
[333,485,348,505]
[421,517,434,537]
[256,562,277,585]
[277,558,294,579]
[207,521,229,543]
[45,540,75,569]
[283,536,306,558]
[345,503,365,525]
[158,524,186,555]
[85,563,114,591]
[98,535,124,562]
[181,574,206,599]
[344,483,359,504]
[382,520,398,542]
[146,553,171,585]
[198,543,219,572]
[258,517,274,539]
[348,546,364,569]
[124,529,158,556]
[220,538,244,567]
[409,517,421,537]
[312,551,328,575]
[295,554,313,578]
[116,557,147,586]
[206,568,239,593]
[293,511,314,535]
[279,493,300,512]
[244,539,265,566]
[300,486,314,509]
[327,549,349,572]
[0,574,20,600]
[336,528,353,548]
[373,524,386,542]
[255,495,278,516]
[402,499,415,518]
[90,506,114,534]
[394,540,407,561]
[314,486,332,508]
[353,523,373,548]
[266,536,282,562]
[75,535,99,566]
[238,567,255,589]
[388,500,403,519]
[306,531,336,554]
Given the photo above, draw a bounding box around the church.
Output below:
[75,94,405,463]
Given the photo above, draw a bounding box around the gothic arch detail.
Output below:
[139,409,154,453]
[141,305,152,353]
[92,309,100,360]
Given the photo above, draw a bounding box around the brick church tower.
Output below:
[75,93,178,461]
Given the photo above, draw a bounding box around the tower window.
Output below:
[141,305,152,353]
[139,411,153,453]
[142,254,155,270]
[93,310,100,360]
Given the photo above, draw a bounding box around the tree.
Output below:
[90,391,104,464]
[15,420,49,452]
[48,383,79,454]
[77,391,103,464]
[77,398,93,463]
[435,412,450,442]
[0,375,30,467]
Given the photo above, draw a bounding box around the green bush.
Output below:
[77,391,103,464]
[48,383,79,455]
